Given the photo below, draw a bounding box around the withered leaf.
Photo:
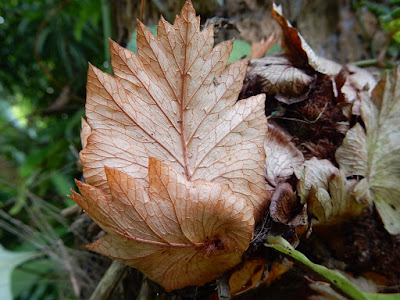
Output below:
[270,3,375,113]
[269,182,307,227]
[228,259,265,296]
[295,158,367,226]
[72,0,270,291]
[249,56,315,104]
[336,66,400,235]
[81,1,269,219]
[72,158,254,291]
[295,158,337,204]
[308,172,368,226]
[271,3,342,74]
[264,124,304,189]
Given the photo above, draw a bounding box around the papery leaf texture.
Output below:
[71,158,254,291]
[264,124,304,190]
[270,3,376,108]
[71,0,269,291]
[250,56,315,101]
[81,1,269,219]
[336,66,400,235]
[295,158,367,225]
[295,158,338,204]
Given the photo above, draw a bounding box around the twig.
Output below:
[216,275,231,300]
[137,278,151,300]
[89,260,127,300]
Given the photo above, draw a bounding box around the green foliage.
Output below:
[356,1,400,59]
[0,244,40,300]
[0,0,108,297]
[228,39,252,63]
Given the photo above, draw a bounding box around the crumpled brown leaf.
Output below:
[295,158,368,226]
[250,56,315,104]
[264,124,304,190]
[71,0,270,291]
[261,4,376,113]
[271,3,342,74]
[336,66,400,235]
[269,182,307,227]
[81,1,269,220]
[71,158,254,291]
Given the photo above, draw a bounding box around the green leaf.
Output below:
[228,39,251,63]
[50,173,74,196]
[336,65,400,235]
[0,244,40,300]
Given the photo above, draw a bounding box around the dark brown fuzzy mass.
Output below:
[267,74,347,163]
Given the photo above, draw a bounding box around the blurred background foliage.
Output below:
[0,0,399,299]
[0,0,107,298]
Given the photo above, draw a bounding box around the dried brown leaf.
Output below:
[296,158,367,226]
[264,124,304,189]
[72,0,270,291]
[229,259,265,296]
[81,1,269,219]
[270,182,307,227]
[249,56,315,103]
[336,66,400,234]
[71,158,254,291]
[271,3,342,75]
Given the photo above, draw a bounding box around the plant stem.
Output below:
[89,260,127,300]
[265,235,368,300]
[101,0,112,73]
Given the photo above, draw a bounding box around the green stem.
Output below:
[101,0,112,73]
[265,235,368,300]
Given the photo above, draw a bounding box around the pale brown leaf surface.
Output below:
[81,1,269,219]
[271,3,342,75]
[249,33,279,60]
[72,0,270,291]
[249,56,314,104]
[336,66,400,234]
[71,158,254,291]
[264,124,304,189]
[295,158,367,226]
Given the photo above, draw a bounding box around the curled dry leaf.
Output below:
[295,158,338,204]
[336,66,400,235]
[81,0,269,220]
[249,56,315,104]
[271,3,342,75]
[264,124,304,189]
[308,172,367,226]
[270,182,307,227]
[270,3,375,115]
[295,158,367,226]
[228,259,265,296]
[71,0,270,291]
[338,65,376,108]
[71,158,254,291]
